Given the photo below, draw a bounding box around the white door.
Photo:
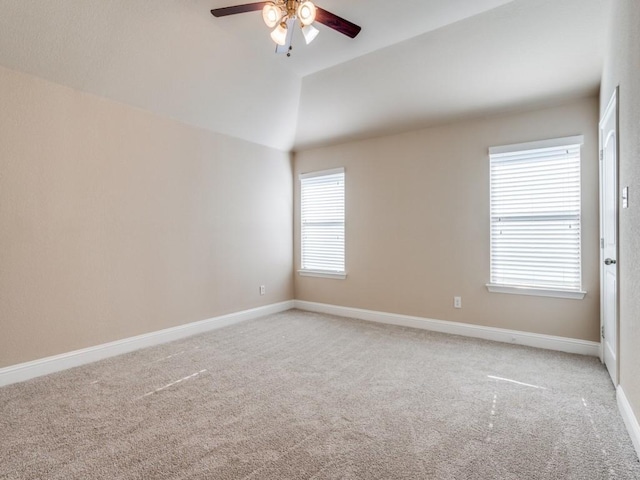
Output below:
[600,88,619,386]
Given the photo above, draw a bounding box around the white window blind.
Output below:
[300,168,345,274]
[489,137,583,292]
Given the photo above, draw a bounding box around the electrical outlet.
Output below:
[259,285,265,295]
[454,296,462,309]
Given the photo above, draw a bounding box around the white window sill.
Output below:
[486,284,586,300]
[298,270,347,280]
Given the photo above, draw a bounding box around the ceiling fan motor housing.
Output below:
[286,0,298,17]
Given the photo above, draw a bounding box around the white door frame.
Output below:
[599,86,620,386]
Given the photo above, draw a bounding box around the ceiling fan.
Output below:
[211,1,361,55]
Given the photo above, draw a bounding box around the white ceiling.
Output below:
[0,0,609,151]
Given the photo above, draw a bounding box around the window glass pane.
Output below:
[489,143,581,291]
[301,170,345,273]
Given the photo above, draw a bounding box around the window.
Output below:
[487,136,586,299]
[299,168,346,278]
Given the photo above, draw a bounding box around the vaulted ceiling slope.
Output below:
[0,0,609,151]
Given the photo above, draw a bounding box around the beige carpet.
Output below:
[1,309,639,479]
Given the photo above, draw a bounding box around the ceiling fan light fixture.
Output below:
[301,24,319,44]
[297,1,316,26]
[270,22,288,45]
[262,2,282,28]
[211,1,362,52]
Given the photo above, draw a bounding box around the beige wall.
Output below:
[601,0,640,430]
[0,66,293,368]
[294,98,600,342]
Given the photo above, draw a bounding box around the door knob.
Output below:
[604,258,617,265]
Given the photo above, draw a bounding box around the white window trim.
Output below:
[486,284,586,300]
[299,167,346,280]
[487,135,586,299]
[299,167,345,180]
[297,269,347,279]
[488,135,584,155]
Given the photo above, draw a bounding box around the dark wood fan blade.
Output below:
[211,2,268,17]
[315,7,361,38]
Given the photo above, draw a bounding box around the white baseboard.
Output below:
[1,299,601,388]
[294,300,600,357]
[617,385,640,461]
[0,300,294,388]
